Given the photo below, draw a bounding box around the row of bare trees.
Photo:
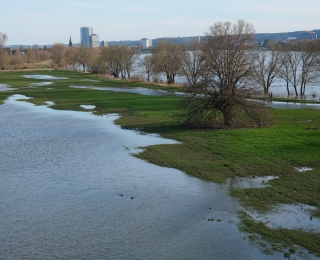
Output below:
[252,40,320,97]
[0,36,51,70]
[50,43,139,78]
[51,39,320,100]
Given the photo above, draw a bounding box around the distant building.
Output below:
[100,41,108,47]
[90,34,99,48]
[80,26,100,48]
[69,36,72,47]
[80,26,92,47]
[140,38,152,48]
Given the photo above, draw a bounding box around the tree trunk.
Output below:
[222,108,232,126]
[286,81,290,96]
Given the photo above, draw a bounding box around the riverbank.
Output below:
[1,69,319,257]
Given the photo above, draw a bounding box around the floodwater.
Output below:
[71,85,173,96]
[251,204,320,231]
[23,75,68,80]
[0,94,293,260]
[30,82,54,87]
[269,101,320,110]
[0,83,16,92]
[80,104,96,110]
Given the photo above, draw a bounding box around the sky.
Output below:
[1,0,320,45]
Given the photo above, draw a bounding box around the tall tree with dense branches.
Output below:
[182,20,270,127]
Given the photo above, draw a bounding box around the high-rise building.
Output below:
[80,26,93,47]
[140,38,152,48]
[80,26,101,48]
[90,34,99,48]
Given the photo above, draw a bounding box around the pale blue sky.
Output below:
[1,0,319,45]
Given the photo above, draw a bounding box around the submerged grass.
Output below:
[1,69,320,255]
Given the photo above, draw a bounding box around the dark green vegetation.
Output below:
[1,70,319,256]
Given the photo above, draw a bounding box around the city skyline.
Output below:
[1,0,320,45]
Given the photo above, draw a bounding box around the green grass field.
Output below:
[1,69,320,256]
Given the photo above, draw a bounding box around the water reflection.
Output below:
[71,85,173,96]
[269,101,320,110]
[251,204,320,231]
[31,82,54,87]
[0,95,312,259]
[0,83,16,91]
[225,176,279,189]
[23,75,68,80]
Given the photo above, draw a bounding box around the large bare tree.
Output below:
[138,55,154,82]
[182,20,269,127]
[279,40,319,97]
[151,40,184,84]
[299,40,319,96]
[252,43,283,96]
[64,47,78,71]
[50,43,66,68]
[101,45,123,78]
[180,39,205,86]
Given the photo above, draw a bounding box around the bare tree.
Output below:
[139,55,154,82]
[252,43,283,96]
[0,49,8,70]
[280,40,319,97]
[50,43,66,68]
[75,46,99,72]
[0,32,8,49]
[33,44,40,62]
[299,40,319,96]
[102,45,123,78]
[64,47,78,70]
[152,40,184,84]
[39,48,51,62]
[26,48,36,64]
[0,32,8,69]
[123,46,139,79]
[9,49,23,65]
[181,20,270,127]
[180,39,204,86]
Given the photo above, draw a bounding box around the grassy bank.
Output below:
[1,69,320,256]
